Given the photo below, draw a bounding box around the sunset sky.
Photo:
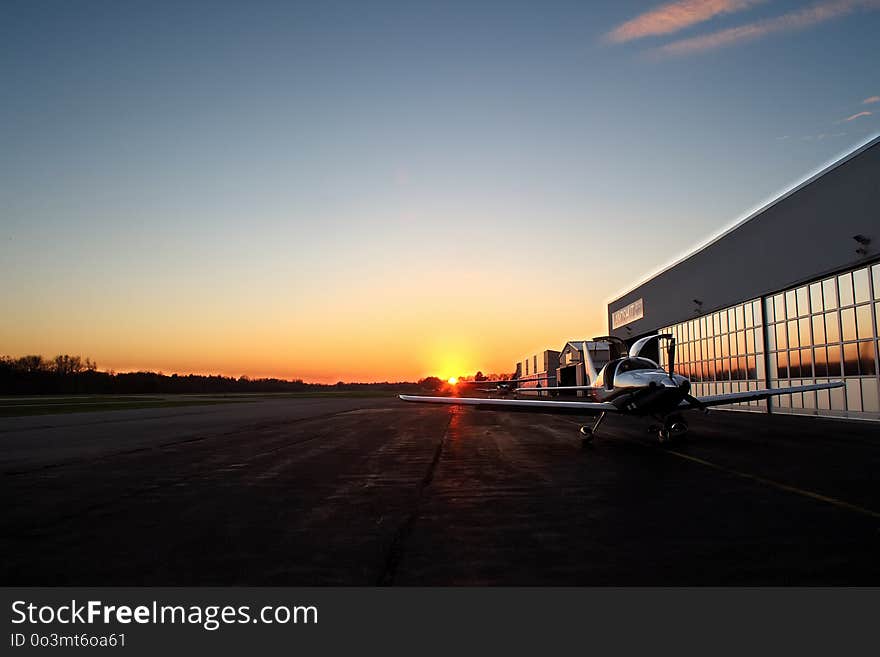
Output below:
[2,1,879,382]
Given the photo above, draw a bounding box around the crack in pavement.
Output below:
[376,409,453,586]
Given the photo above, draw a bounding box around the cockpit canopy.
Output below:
[594,356,661,389]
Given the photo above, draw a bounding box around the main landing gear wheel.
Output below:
[579,411,605,449]
[579,426,594,448]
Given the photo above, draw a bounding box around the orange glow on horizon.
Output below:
[1,260,606,383]
[447,376,458,385]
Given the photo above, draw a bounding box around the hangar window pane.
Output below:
[785,290,797,319]
[827,345,842,377]
[810,283,823,314]
[825,312,840,343]
[799,317,811,347]
[839,273,854,307]
[823,278,838,310]
[735,305,745,330]
[787,320,799,349]
[738,356,747,380]
[812,315,826,345]
[853,268,870,304]
[777,351,789,379]
[713,313,721,335]
[764,298,775,324]
[817,387,831,410]
[747,355,757,379]
[858,340,876,375]
[755,328,764,352]
[863,377,879,413]
[774,294,785,321]
[856,304,873,340]
[799,348,813,378]
[720,312,727,333]
[753,300,763,325]
[841,308,857,342]
[788,350,801,378]
[728,308,736,331]
[768,355,777,379]
[736,330,746,355]
[846,379,862,412]
[746,329,755,353]
[873,264,880,300]
[796,287,809,317]
[843,343,859,376]
[877,303,880,336]
[814,347,828,377]
[830,382,846,410]
[744,303,753,328]
[775,323,787,350]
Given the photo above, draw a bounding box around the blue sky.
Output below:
[1,1,878,380]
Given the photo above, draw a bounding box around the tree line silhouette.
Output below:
[0,354,438,395]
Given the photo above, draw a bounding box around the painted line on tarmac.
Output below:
[662,448,880,520]
[566,419,880,520]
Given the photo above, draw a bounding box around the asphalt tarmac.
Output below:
[2,396,879,585]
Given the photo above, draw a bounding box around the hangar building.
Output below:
[516,349,560,389]
[607,135,880,420]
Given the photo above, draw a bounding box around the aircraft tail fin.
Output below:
[582,341,598,386]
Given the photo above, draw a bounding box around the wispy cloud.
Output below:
[605,0,764,43]
[842,111,873,122]
[864,96,880,104]
[654,0,880,56]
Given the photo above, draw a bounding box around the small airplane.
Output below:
[400,334,844,447]
[459,376,555,396]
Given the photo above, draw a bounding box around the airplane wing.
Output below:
[682,381,844,409]
[399,395,616,414]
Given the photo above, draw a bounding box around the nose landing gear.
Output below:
[579,412,606,448]
[654,414,688,444]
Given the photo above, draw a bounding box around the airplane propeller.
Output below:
[662,334,705,411]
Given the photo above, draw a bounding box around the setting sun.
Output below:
[447,377,458,385]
